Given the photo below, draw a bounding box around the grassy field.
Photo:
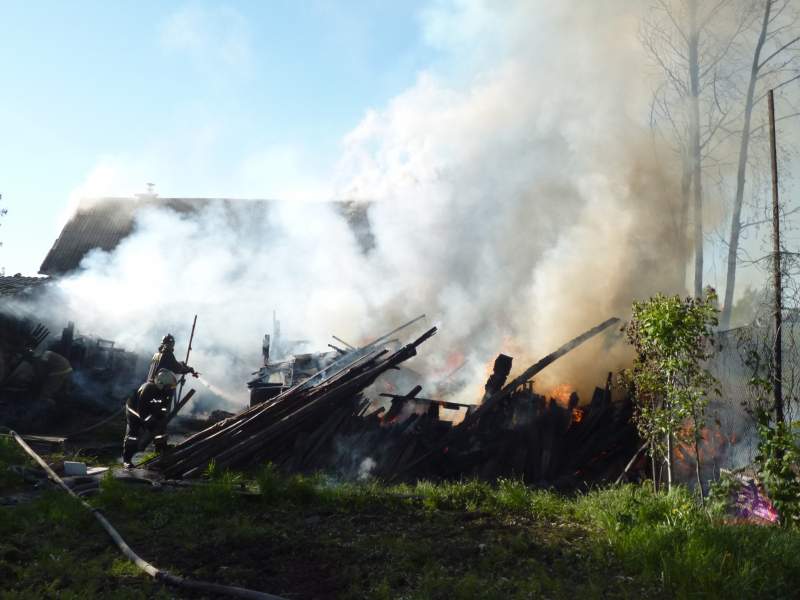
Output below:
[2,435,800,599]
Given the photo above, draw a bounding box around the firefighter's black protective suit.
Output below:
[146,345,195,418]
[122,381,173,466]
[147,348,194,382]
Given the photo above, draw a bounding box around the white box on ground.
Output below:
[63,461,87,476]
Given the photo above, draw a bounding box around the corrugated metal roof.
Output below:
[39,197,374,276]
[39,197,214,275]
[0,274,51,297]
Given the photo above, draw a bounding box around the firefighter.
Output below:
[122,369,177,468]
[147,333,199,416]
[147,334,199,382]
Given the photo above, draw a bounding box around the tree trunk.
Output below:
[689,0,704,298]
[694,416,705,505]
[651,436,659,493]
[720,0,772,329]
[679,155,692,292]
[665,385,674,493]
[666,429,674,492]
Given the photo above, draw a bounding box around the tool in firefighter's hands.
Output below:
[177,315,198,402]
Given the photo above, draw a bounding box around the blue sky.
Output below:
[1,0,794,304]
[0,0,435,275]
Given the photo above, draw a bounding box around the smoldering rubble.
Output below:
[141,316,641,490]
[0,310,142,432]
[2,283,752,493]
[1,299,640,489]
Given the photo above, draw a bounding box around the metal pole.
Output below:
[768,89,784,424]
[176,315,198,406]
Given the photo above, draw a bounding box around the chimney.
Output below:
[134,182,159,200]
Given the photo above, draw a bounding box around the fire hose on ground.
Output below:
[4,428,288,600]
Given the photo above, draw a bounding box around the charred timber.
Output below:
[379,392,472,411]
[462,317,619,429]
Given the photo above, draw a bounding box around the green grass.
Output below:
[0,436,30,493]
[574,485,800,599]
[248,468,800,599]
[3,445,800,599]
[0,489,171,599]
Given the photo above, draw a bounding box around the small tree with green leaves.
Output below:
[624,289,719,495]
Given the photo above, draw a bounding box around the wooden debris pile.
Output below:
[330,317,638,488]
[146,327,438,478]
[418,375,637,488]
[148,317,641,489]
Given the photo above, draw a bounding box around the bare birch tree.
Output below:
[642,0,752,298]
[719,0,800,329]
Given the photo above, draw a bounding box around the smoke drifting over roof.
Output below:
[331,1,688,394]
[27,1,689,408]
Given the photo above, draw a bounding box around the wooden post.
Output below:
[769,89,784,424]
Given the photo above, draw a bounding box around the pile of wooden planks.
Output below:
[146,327,438,479]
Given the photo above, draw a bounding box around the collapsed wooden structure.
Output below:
[147,318,639,488]
[146,327,439,478]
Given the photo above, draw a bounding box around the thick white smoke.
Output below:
[42,200,377,409]
[331,1,687,396]
[26,1,689,410]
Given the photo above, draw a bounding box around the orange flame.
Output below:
[674,425,731,465]
[547,383,576,406]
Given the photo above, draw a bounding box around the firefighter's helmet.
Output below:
[154,369,178,390]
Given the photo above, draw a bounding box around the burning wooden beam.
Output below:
[379,391,472,411]
[462,317,620,428]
